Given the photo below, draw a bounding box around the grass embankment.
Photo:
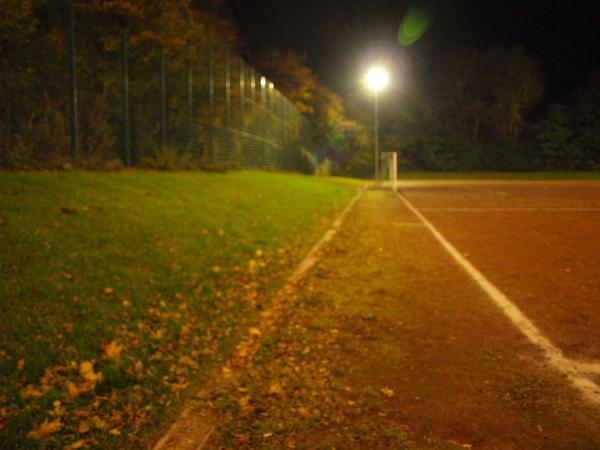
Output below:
[0,170,357,449]
[396,171,600,180]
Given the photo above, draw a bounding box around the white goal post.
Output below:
[382,152,398,191]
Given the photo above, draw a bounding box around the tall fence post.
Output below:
[67,0,78,160]
[121,28,131,166]
[279,91,285,149]
[224,46,230,158]
[239,59,245,128]
[207,33,214,162]
[239,58,245,163]
[159,46,167,152]
[185,15,194,151]
[250,67,256,103]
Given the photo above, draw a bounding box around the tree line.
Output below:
[1,1,598,173]
[389,47,600,172]
[247,43,600,174]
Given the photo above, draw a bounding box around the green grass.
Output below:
[0,170,357,448]
[396,171,600,180]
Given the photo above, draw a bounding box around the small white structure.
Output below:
[382,152,398,191]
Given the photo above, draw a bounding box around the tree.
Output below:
[572,70,600,169]
[535,103,578,169]
[0,0,242,168]
[486,46,542,139]
[391,45,543,171]
[253,49,318,114]
[437,49,485,144]
[254,48,347,161]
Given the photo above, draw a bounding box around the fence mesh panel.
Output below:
[0,6,309,171]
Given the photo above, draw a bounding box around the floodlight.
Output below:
[365,66,389,93]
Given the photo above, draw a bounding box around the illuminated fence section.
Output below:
[0,7,309,171]
[126,34,307,170]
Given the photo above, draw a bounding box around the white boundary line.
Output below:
[419,207,600,212]
[395,190,600,407]
[154,187,365,450]
[291,187,364,279]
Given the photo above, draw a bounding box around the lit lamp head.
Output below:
[365,66,389,93]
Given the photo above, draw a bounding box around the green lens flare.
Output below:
[398,6,431,46]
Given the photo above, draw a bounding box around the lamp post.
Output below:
[365,66,389,180]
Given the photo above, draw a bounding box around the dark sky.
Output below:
[228,0,600,103]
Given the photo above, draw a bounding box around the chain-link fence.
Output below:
[0,3,309,171]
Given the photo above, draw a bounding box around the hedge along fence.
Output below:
[0,2,310,171]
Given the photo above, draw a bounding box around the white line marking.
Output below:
[574,361,600,375]
[392,222,425,227]
[473,188,509,196]
[291,188,364,279]
[419,207,600,212]
[395,190,600,407]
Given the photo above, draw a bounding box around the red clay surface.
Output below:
[400,180,600,361]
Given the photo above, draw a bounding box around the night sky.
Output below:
[228,0,600,103]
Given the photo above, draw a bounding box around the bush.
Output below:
[298,147,318,174]
[316,158,331,176]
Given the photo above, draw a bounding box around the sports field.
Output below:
[3,173,600,448]
[400,180,600,363]
[198,179,600,449]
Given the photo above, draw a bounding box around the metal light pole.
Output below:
[365,66,389,181]
[373,91,379,180]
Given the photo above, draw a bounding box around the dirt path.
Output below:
[200,189,600,449]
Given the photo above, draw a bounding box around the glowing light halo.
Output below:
[398,6,431,46]
[365,66,389,93]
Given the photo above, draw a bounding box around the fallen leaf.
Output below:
[80,361,102,383]
[101,341,123,361]
[380,387,395,398]
[248,327,261,337]
[66,382,80,398]
[103,287,114,297]
[70,440,86,449]
[26,418,62,439]
[78,421,91,433]
[20,384,44,399]
[238,396,251,407]
[109,428,121,436]
[51,400,63,417]
[268,382,284,397]
[77,380,98,394]
[178,355,199,369]
[40,367,56,388]
[92,416,106,430]
[17,359,24,370]
[248,259,258,272]
[151,329,165,340]
[169,381,190,392]
[234,433,249,443]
